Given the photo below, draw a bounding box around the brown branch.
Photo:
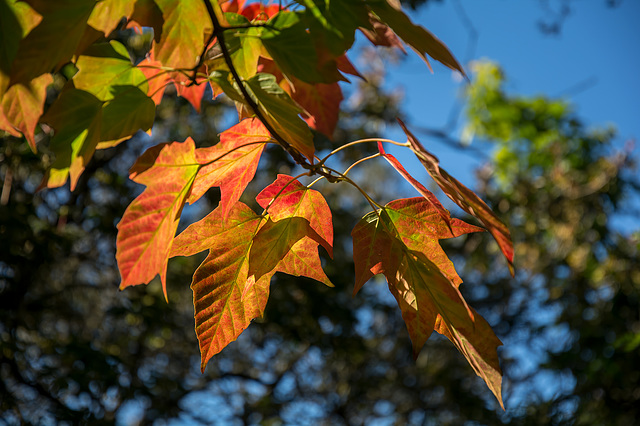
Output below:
[202,0,311,167]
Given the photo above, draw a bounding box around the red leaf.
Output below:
[248,216,325,282]
[397,120,515,274]
[188,118,271,217]
[285,78,343,139]
[1,73,52,152]
[378,141,453,231]
[256,174,333,258]
[352,202,504,408]
[171,200,333,371]
[171,202,268,371]
[116,138,200,299]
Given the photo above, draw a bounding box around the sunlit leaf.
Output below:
[116,139,200,299]
[1,73,52,152]
[171,202,269,371]
[398,120,515,274]
[10,0,95,84]
[245,73,315,162]
[256,174,333,258]
[188,118,271,216]
[154,0,210,69]
[87,0,134,36]
[369,0,465,76]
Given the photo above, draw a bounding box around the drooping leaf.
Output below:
[435,310,504,410]
[261,11,343,84]
[352,204,504,408]
[352,208,474,354]
[369,0,465,76]
[256,174,333,258]
[0,0,41,92]
[87,0,135,36]
[116,139,200,299]
[10,0,96,84]
[384,198,484,286]
[216,13,264,80]
[40,89,103,190]
[1,73,52,152]
[154,0,210,69]
[398,120,515,274]
[170,202,269,371]
[359,12,406,53]
[377,141,453,230]
[188,117,271,216]
[41,85,154,185]
[74,41,148,101]
[248,216,325,282]
[276,237,333,287]
[283,77,343,139]
[245,73,315,162]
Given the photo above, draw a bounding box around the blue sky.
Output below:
[377,0,639,198]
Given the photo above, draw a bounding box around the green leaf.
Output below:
[369,0,465,76]
[74,41,149,101]
[10,0,96,84]
[41,89,103,190]
[154,0,210,68]
[245,73,315,161]
[87,0,135,36]
[261,11,342,84]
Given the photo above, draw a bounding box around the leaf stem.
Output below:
[202,0,312,168]
[343,153,380,176]
[317,138,409,167]
[322,165,383,217]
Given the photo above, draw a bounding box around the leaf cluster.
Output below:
[0,0,515,407]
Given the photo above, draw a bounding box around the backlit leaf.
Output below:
[116,139,200,299]
[10,0,95,84]
[1,73,52,152]
[283,78,343,139]
[352,204,504,407]
[378,141,452,230]
[398,120,515,274]
[154,0,210,69]
[188,118,271,216]
[74,41,148,101]
[171,202,268,371]
[41,89,103,190]
[369,0,465,76]
[248,217,324,282]
[256,174,333,258]
[245,73,315,162]
[87,0,135,36]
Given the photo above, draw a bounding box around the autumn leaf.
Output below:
[352,199,504,408]
[10,0,96,84]
[397,120,515,274]
[188,118,271,217]
[1,73,52,152]
[171,200,333,371]
[87,0,134,36]
[284,78,343,139]
[256,174,333,258]
[369,0,465,76]
[378,141,453,231]
[170,202,269,371]
[74,41,149,102]
[154,0,210,69]
[244,73,315,162]
[116,138,200,299]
